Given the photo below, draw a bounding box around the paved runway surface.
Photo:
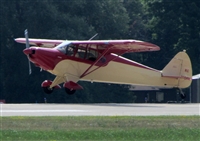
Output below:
[1,103,199,116]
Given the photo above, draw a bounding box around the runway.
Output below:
[1,103,199,116]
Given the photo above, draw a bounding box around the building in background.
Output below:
[129,86,188,103]
[190,77,200,103]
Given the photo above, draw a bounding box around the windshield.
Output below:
[55,41,75,55]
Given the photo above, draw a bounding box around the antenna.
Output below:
[88,33,98,41]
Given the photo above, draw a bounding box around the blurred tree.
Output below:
[122,0,156,68]
[143,0,200,73]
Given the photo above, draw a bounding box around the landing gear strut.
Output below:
[178,88,186,100]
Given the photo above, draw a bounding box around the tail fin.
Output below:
[162,51,192,88]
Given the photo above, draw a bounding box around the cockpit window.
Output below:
[75,48,86,59]
[56,42,98,61]
[66,46,74,56]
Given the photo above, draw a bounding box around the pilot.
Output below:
[66,46,74,56]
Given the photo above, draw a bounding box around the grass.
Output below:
[0,116,200,141]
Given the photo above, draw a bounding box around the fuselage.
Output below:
[24,46,182,88]
[52,56,180,88]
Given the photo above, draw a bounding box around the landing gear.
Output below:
[177,88,186,100]
[63,81,83,95]
[65,88,76,95]
[180,93,186,99]
[180,90,186,99]
[43,86,54,94]
[41,80,82,95]
[41,80,61,94]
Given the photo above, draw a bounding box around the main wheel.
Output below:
[43,86,54,94]
[65,88,76,95]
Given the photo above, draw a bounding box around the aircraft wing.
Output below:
[15,38,64,48]
[71,40,160,54]
[15,38,160,53]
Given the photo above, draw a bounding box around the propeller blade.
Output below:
[25,29,30,49]
[28,59,32,74]
[24,29,32,75]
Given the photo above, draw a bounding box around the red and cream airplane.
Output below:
[15,30,192,95]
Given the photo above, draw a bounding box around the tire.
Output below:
[43,86,53,94]
[65,88,76,95]
[180,93,186,99]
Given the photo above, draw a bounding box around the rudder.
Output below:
[162,51,192,88]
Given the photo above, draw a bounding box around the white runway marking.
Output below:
[3,110,87,113]
[1,103,199,116]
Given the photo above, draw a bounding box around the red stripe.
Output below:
[162,75,192,80]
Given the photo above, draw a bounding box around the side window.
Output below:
[73,46,98,62]
[87,49,98,61]
[66,44,75,56]
[75,48,86,59]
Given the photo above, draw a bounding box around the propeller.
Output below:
[24,29,32,75]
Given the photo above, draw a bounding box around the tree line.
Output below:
[0,0,199,103]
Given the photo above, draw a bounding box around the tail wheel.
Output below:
[178,88,186,100]
[65,88,76,95]
[43,86,54,94]
[180,93,186,99]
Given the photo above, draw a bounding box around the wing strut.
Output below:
[80,48,111,78]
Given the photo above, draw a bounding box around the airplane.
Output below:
[15,30,192,97]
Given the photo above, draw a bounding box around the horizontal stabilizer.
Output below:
[192,74,200,79]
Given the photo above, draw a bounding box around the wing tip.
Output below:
[15,38,25,43]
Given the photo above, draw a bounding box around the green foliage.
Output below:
[144,0,200,71]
